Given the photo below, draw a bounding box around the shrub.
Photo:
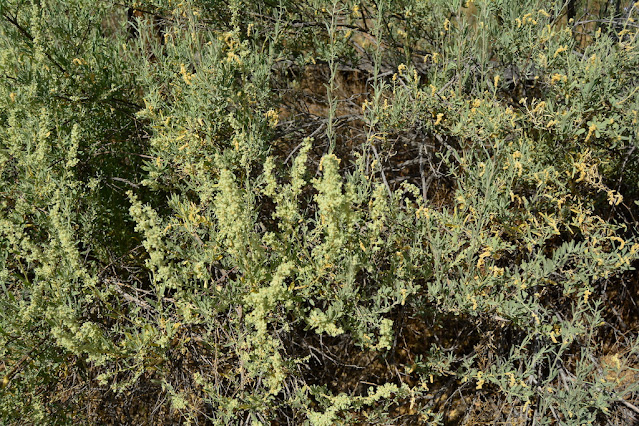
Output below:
[2,0,639,424]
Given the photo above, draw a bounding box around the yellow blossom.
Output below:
[180,63,193,84]
[583,289,592,303]
[553,46,567,58]
[532,101,546,113]
[585,123,597,142]
[531,312,540,326]
[607,190,623,206]
[264,109,279,127]
[476,371,485,389]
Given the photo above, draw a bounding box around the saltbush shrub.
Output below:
[2,0,639,424]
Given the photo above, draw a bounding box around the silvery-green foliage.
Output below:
[2,0,639,424]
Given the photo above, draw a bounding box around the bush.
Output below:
[2,0,639,423]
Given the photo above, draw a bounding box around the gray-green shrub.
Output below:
[2,0,639,424]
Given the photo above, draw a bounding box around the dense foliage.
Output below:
[2,0,639,423]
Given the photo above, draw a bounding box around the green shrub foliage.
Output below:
[2,0,639,423]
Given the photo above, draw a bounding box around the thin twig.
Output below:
[370,143,392,198]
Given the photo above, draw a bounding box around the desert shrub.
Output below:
[2,0,639,424]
